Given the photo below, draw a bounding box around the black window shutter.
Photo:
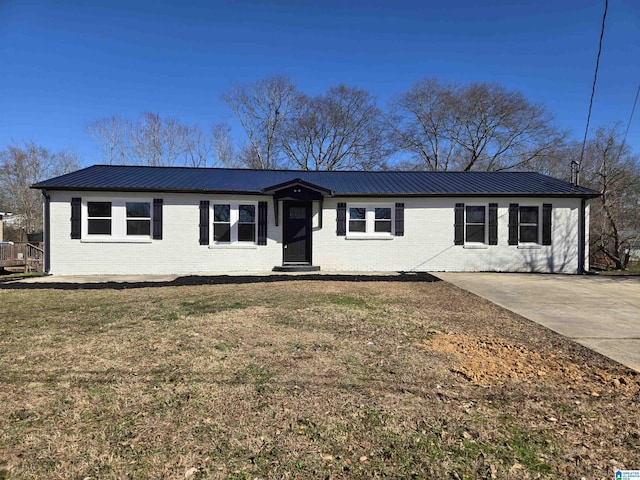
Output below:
[508,203,519,245]
[258,201,268,245]
[488,203,498,245]
[542,203,552,245]
[337,202,346,236]
[152,198,163,240]
[454,203,464,245]
[71,197,81,239]
[199,200,209,245]
[394,203,404,236]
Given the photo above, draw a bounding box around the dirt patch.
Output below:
[420,332,637,394]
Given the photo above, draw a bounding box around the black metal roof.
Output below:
[32,165,600,198]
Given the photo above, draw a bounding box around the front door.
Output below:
[283,201,311,264]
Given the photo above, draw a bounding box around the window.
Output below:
[519,206,539,243]
[87,202,112,235]
[348,207,366,232]
[346,205,394,236]
[213,204,231,242]
[465,206,486,243]
[238,204,256,242]
[374,207,392,233]
[211,203,257,244]
[79,198,160,240]
[126,202,151,236]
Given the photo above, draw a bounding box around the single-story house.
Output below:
[32,165,600,275]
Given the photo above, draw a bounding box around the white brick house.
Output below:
[32,165,599,275]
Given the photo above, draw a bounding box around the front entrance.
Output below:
[283,201,311,264]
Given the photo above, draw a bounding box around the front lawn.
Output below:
[0,276,638,479]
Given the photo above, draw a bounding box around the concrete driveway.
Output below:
[435,273,640,372]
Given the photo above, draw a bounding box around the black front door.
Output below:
[283,201,311,264]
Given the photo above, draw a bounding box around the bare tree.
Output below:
[211,123,238,167]
[86,115,132,165]
[0,141,82,233]
[130,112,189,167]
[281,85,389,170]
[221,74,299,169]
[387,78,460,171]
[580,126,640,269]
[388,78,565,171]
[87,113,218,167]
[183,124,215,168]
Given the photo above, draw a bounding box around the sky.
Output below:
[1,0,639,168]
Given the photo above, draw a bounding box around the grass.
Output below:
[0,278,638,479]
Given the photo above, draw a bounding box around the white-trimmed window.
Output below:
[126,202,151,236]
[83,199,153,239]
[347,204,394,236]
[465,205,486,243]
[519,206,539,243]
[87,201,112,235]
[212,203,257,244]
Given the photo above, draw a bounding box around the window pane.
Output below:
[214,223,231,242]
[126,202,150,218]
[349,220,366,232]
[238,223,255,242]
[349,208,366,220]
[520,206,538,225]
[239,205,255,223]
[214,204,230,222]
[88,219,111,235]
[375,220,391,232]
[520,225,538,243]
[466,206,485,224]
[466,225,485,243]
[375,207,391,220]
[88,202,111,217]
[127,219,150,235]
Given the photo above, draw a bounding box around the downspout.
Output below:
[42,190,51,274]
[578,198,586,274]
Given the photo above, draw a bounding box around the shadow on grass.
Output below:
[0,272,441,290]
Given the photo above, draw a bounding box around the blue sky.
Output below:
[1,0,639,167]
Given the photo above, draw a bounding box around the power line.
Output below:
[621,83,640,148]
[578,0,608,174]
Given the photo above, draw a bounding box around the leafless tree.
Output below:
[281,85,389,170]
[580,126,640,269]
[87,113,219,167]
[130,112,189,167]
[221,74,300,169]
[0,141,82,233]
[183,124,215,168]
[211,123,238,167]
[388,78,565,172]
[86,115,132,165]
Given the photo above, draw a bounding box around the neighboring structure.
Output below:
[32,165,600,275]
[0,211,14,242]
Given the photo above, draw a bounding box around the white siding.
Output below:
[47,191,586,275]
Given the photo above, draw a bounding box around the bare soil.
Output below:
[0,276,638,479]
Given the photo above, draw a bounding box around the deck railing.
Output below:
[0,242,44,272]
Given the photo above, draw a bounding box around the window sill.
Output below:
[517,244,542,249]
[81,238,152,244]
[345,235,394,240]
[208,244,258,250]
[463,244,489,249]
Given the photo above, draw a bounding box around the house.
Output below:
[32,165,600,275]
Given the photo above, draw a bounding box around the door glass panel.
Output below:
[289,207,307,219]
